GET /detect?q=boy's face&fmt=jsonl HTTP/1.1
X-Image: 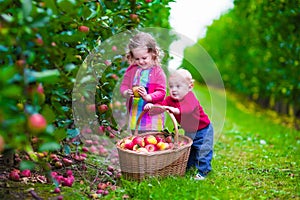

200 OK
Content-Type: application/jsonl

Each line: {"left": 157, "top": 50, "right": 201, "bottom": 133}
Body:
{"left": 131, "top": 48, "right": 153, "bottom": 69}
{"left": 168, "top": 75, "right": 192, "bottom": 101}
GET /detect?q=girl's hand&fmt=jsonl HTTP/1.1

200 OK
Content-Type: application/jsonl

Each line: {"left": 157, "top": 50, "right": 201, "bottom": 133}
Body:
{"left": 138, "top": 87, "right": 152, "bottom": 102}
{"left": 144, "top": 103, "right": 153, "bottom": 110}
{"left": 123, "top": 89, "right": 133, "bottom": 98}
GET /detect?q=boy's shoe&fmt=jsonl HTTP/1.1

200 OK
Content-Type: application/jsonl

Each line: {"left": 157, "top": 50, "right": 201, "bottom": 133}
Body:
{"left": 193, "top": 173, "right": 205, "bottom": 181}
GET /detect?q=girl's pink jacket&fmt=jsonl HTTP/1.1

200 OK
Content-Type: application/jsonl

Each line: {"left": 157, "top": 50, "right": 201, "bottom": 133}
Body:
{"left": 120, "top": 64, "right": 166, "bottom": 105}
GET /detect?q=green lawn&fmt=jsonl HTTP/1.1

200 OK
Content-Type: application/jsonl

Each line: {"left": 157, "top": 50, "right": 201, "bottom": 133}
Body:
{"left": 7, "top": 83, "right": 298, "bottom": 200}
{"left": 102, "top": 82, "right": 300, "bottom": 200}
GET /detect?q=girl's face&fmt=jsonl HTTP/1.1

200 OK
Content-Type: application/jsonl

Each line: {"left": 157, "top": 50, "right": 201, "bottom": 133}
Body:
{"left": 168, "top": 75, "right": 192, "bottom": 101}
{"left": 131, "top": 48, "right": 153, "bottom": 69}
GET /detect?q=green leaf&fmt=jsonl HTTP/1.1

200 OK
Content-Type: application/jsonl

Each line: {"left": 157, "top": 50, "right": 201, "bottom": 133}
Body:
{"left": 0, "top": 66, "right": 17, "bottom": 83}
{"left": 67, "top": 128, "right": 80, "bottom": 139}
{"left": 53, "top": 128, "right": 67, "bottom": 141}
{"left": 42, "top": 105, "right": 56, "bottom": 124}
{"left": 22, "top": 0, "right": 32, "bottom": 18}
{"left": 26, "top": 69, "right": 60, "bottom": 84}
{"left": 64, "top": 63, "right": 76, "bottom": 72}
{"left": 1, "top": 85, "right": 22, "bottom": 98}
{"left": 30, "top": 16, "right": 51, "bottom": 28}
{"left": 44, "top": 0, "right": 58, "bottom": 15}
{"left": 1, "top": 13, "right": 14, "bottom": 22}
{"left": 20, "top": 160, "right": 35, "bottom": 171}
{"left": 39, "top": 142, "right": 61, "bottom": 152}
{"left": 63, "top": 144, "right": 71, "bottom": 155}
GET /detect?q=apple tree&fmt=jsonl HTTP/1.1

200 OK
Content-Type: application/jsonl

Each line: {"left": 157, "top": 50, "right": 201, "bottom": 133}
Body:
{"left": 0, "top": 0, "right": 174, "bottom": 172}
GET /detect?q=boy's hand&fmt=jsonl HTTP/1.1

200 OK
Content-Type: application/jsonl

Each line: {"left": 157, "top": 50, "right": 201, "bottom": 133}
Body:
{"left": 164, "top": 106, "right": 180, "bottom": 115}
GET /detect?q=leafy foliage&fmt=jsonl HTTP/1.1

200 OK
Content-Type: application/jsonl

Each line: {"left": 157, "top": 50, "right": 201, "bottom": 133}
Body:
{"left": 184, "top": 0, "right": 300, "bottom": 121}
{"left": 0, "top": 0, "right": 173, "bottom": 171}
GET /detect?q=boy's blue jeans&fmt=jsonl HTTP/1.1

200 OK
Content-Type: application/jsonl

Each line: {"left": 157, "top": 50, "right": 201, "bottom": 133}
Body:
{"left": 185, "top": 123, "right": 214, "bottom": 177}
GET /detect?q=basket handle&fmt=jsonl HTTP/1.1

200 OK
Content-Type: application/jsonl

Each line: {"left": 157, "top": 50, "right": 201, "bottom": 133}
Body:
{"left": 134, "top": 105, "right": 179, "bottom": 147}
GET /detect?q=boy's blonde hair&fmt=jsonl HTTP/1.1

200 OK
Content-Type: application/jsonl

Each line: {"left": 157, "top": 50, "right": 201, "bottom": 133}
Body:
{"left": 126, "top": 32, "right": 163, "bottom": 66}
{"left": 170, "top": 68, "right": 194, "bottom": 86}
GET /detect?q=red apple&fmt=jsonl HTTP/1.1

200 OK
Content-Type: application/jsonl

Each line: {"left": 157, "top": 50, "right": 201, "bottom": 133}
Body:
{"left": 28, "top": 113, "right": 47, "bottom": 134}
{"left": 114, "top": 101, "right": 122, "bottom": 108}
{"left": 109, "top": 132, "right": 115, "bottom": 138}
{"left": 62, "top": 158, "right": 73, "bottom": 166}
{"left": 66, "top": 170, "right": 73, "bottom": 177}
{"left": 144, "top": 135, "right": 157, "bottom": 145}
{"left": 98, "top": 126, "right": 105, "bottom": 134}
{"left": 132, "top": 136, "right": 145, "bottom": 147}
{"left": 62, "top": 177, "right": 73, "bottom": 187}
{"left": 35, "top": 37, "right": 44, "bottom": 46}
{"left": 130, "top": 14, "right": 139, "bottom": 22}
{"left": 78, "top": 25, "right": 89, "bottom": 33}
{"left": 124, "top": 140, "right": 134, "bottom": 150}
{"left": 36, "top": 83, "right": 44, "bottom": 94}
{"left": 54, "top": 175, "right": 64, "bottom": 184}
{"left": 179, "top": 141, "right": 188, "bottom": 146}
{"left": 9, "top": 170, "right": 20, "bottom": 181}
{"left": 20, "top": 169, "right": 31, "bottom": 177}
{"left": 97, "top": 189, "right": 104, "bottom": 194}
{"left": 99, "top": 148, "right": 108, "bottom": 157}
{"left": 82, "top": 147, "right": 88, "bottom": 152}
{"left": 165, "top": 135, "right": 173, "bottom": 143}
{"left": 156, "top": 142, "right": 169, "bottom": 150}
{"left": 86, "top": 104, "right": 96, "bottom": 112}
{"left": 120, "top": 138, "right": 134, "bottom": 150}
{"left": 98, "top": 104, "right": 108, "bottom": 113}
{"left": 16, "top": 59, "right": 26, "bottom": 68}
{"left": 112, "top": 45, "right": 117, "bottom": 51}
{"left": 107, "top": 165, "right": 114, "bottom": 172}
{"left": 155, "top": 135, "right": 165, "bottom": 143}
{"left": 104, "top": 60, "right": 111, "bottom": 66}
{"left": 145, "top": 144, "right": 157, "bottom": 152}
{"left": 111, "top": 74, "right": 118, "bottom": 80}
{"left": 97, "top": 182, "right": 107, "bottom": 190}
{"left": 53, "top": 187, "right": 61, "bottom": 193}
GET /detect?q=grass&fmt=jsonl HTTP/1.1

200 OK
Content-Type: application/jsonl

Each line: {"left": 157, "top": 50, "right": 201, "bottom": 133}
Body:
{"left": 101, "top": 82, "right": 299, "bottom": 200}
{"left": 3, "top": 83, "right": 298, "bottom": 199}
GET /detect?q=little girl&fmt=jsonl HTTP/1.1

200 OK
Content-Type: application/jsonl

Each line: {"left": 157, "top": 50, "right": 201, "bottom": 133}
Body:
{"left": 120, "top": 32, "right": 166, "bottom": 133}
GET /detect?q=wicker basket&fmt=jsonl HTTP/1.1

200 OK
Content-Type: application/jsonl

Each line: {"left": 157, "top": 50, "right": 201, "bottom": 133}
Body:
{"left": 116, "top": 106, "right": 193, "bottom": 181}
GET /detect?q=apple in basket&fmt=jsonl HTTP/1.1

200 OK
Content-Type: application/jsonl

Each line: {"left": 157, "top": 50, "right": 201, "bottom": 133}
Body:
{"left": 165, "top": 135, "right": 173, "bottom": 143}
{"left": 145, "top": 144, "right": 158, "bottom": 152}
{"left": 144, "top": 135, "right": 157, "bottom": 145}
{"left": 132, "top": 136, "right": 145, "bottom": 147}
{"left": 124, "top": 141, "right": 134, "bottom": 150}
{"left": 136, "top": 147, "right": 148, "bottom": 153}
{"left": 155, "top": 135, "right": 165, "bottom": 143}
{"left": 132, "top": 144, "right": 140, "bottom": 151}
{"left": 119, "top": 138, "right": 134, "bottom": 150}
{"left": 178, "top": 141, "right": 189, "bottom": 147}
{"left": 156, "top": 141, "right": 169, "bottom": 150}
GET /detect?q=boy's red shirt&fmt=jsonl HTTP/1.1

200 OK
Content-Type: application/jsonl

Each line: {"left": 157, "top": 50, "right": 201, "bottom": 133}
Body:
{"left": 160, "top": 91, "right": 210, "bottom": 132}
